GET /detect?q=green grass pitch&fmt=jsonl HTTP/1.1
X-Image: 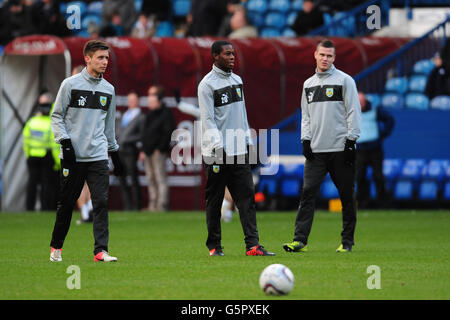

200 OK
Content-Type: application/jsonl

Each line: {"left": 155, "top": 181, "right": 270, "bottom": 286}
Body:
{"left": 0, "top": 210, "right": 449, "bottom": 300}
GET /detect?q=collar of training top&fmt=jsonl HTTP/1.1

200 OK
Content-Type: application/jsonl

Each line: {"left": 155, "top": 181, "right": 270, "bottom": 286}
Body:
{"left": 212, "top": 64, "right": 232, "bottom": 77}
{"left": 81, "top": 67, "right": 103, "bottom": 83}
{"left": 315, "top": 64, "right": 336, "bottom": 78}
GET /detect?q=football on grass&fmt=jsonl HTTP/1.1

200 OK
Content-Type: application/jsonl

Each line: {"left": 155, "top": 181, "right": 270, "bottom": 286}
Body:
{"left": 259, "top": 264, "right": 294, "bottom": 295}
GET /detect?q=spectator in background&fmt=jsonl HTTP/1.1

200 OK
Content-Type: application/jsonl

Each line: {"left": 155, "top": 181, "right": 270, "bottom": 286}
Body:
{"left": 425, "top": 41, "right": 450, "bottom": 100}
{"left": 217, "top": 0, "right": 242, "bottom": 37}
{"left": 0, "top": 0, "right": 37, "bottom": 45}
{"left": 186, "top": 0, "right": 228, "bottom": 37}
{"left": 87, "top": 22, "right": 101, "bottom": 39}
{"left": 117, "top": 91, "right": 142, "bottom": 211}
{"left": 22, "top": 92, "right": 58, "bottom": 211}
{"left": 141, "top": 0, "right": 172, "bottom": 22}
{"left": 31, "top": 0, "right": 70, "bottom": 38}
{"left": 292, "top": 0, "right": 324, "bottom": 36}
{"left": 140, "top": 85, "right": 175, "bottom": 212}
{"left": 100, "top": 10, "right": 124, "bottom": 37}
{"left": 355, "top": 91, "right": 394, "bottom": 209}
{"left": 228, "top": 6, "right": 258, "bottom": 39}
{"left": 102, "top": 0, "right": 137, "bottom": 35}
{"left": 131, "top": 13, "right": 156, "bottom": 38}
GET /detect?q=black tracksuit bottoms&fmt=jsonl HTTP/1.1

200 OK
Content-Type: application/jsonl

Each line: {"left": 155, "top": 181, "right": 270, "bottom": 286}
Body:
{"left": 50, "top": 160, "right": 110, "bottom": 255}
{"left": 293, "top": 152, "right": 357, "bottom": 247}
{"left": 204, "top": 157, "right": 259, "bottom": 251}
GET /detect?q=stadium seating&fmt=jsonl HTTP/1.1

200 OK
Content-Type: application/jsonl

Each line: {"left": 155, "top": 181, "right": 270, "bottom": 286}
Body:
{"left": 260, "top": 28, "right": 281, "bottom": 37}
{"left": 444, "top": 182, "right": 450, "bottom": 201}
{"left": 320, "top": 175, "right": 339, "bottom": 199}
{"left": 383, "top": 158, "right": 403, "bottom": 191}
{"left": 412, "top": 59, "right": 435, "bottom": 76}
{"left": 286, "top": 11, "right": 298, "bottom": 26}
{"left": 394, "top": 180, "right": 414, "bottom": 200}
{"left": 173, "top": 0, "right": 190, "bottom": 17}
{"left": 418, "top": 180, "right": 439, "bottom": 200}
{"left": 365, "top": 93, "right": 381, "bottom": 108}
{"left": 291, "top": 0, "right": 303, "bottom": 11}
{"left": 247, "top": 11, "right": 266, "bottom": 28}
{"left": 264, "top": 12, "right": 287, "bottom": 30}
{"left": 385, "top": 77, "right": 408, "bottom": 94}
{"left": 269, "top": 0, "right": 291, "bottom": 13}
{"left": 156, "top": 21, "right": 175, "bottom": 37}
{"left": 408, "top": 75, "right": 428, "bottom": 93}
{"left": 381, "top": 92, "right": 404, "bottom": 109}
{"left": 87, "top": 1, "right": 103, "bottom": 15}
{"left": 81, "top": 14, "right": 102, "bottom": 30}
{"left": 405, "top": 93, "right": 429, "bottom": 110}
{"left": 430, "top": 95, "right": 450, "bottom": 110}
{"left": 258, "top": 162, "right": 284, "bottom": 196}
{"left": 247, "top": 0, "right": 269, "bottom": 14}
{"left": 281, "top": 28, "right": 296, "bottom": 37}
{"left": 279, "top": 163, "right": 304, "bottom": 198}
{"left": 134, "top": 0, "right": 143, "bottom": 12}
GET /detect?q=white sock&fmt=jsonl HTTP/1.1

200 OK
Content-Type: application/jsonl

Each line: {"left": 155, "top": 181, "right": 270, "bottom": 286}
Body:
{"left": 81, "top": 204, "right": 89, "bottom": 220}
{"left": 222, "top": 199, "right": 231, "bottom": 212}
{"left": 87, "top": 199, "right": 93, "bottom": 211}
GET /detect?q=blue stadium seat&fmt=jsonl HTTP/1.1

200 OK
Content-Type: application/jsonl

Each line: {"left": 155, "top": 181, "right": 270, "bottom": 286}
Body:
{"left": 260, "top": 27, "right": 281, "bottom": 37}
{"left": 399, "top": 159, "right": 427, "bottom": 182}
{"left": 444, "top": 181, "right": 450, "bottom": 201}
{"left": 87, "top": 1, "right": 103, "bottom": 14}
{"left": 264, "top": 11, "right": 286, "bottom": 30}
{"left": 383, "top": 158, "right": 403, "bottom": 191}
{"left": 173, "top": 0, "right": 190, "bottom": 17}
{"left": 75, "top": 29, "right": 91, "bottom": 38}
{"left": 281, "top": 179, "right": 301, "bottom": 197}
{"left": 320, "top": 175, "right": 339, "bottom": 199}
{"left": 381, "top": 92, "right": 404, "bottom": 109}
{"left": 291, "top": 0, "right": 303, "bottom": 11}
{"left": 134, "top": 0, "right": 143, "bottom": 12}
{"left": 269, "top": 0, "right": 291, "bottom": 13}
{"left": 287, "top": 11, "right": 298, "bottom": 26}
{"left": 281, "top": 28, "right": 296, "bottom": 37}
{"left": 422, "top": 159, "right": 446, "bottom": 182}
{"left": 405, "top": 93, "right": 429, "bottom": 110}
{"left": 365, "top": 93, "right": 381, "bottom": 108}
{"left": 394, "top": 180, "right": 414, "bottom": 200}
{"left": 408, "top": 75, "right": 427, "bottom": 93}
{"left": 81, "top": 14, "right": 102, "bottom": 29}
{"left": 385, "top": 77, "right": 408, "bottom": 94}
{"left": 430, "top": 95, "right": 450, "bottom": 110}
{"left": 418, "top": 180, "right": 438, "bottom": 200}
{"left": 156, "top": 21, "right": 174, "bottom": 37}
{"left": 258, "top": 163, "right": 284, "bottom": 195}
{"left": 0, "top": 45, "right": 3, "bottom": 56}
{"left": 247, "top": 0, "right": 269, "bottom": 14}
{"left": 413, "top": 59, "right": 435, "bottom": 76}
{"left": 247, "top": 11, "right": 265, "bottom": 28}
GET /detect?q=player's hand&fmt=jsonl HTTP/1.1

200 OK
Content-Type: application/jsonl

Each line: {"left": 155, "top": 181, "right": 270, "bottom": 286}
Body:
{"left": 110, "top": 151, "right": 124, "bottom": 176}
{"left": 344, "top": 139, "right": 356, "bottom": 165}
{"left": 302, "top": 140, "right": 314, "bottom": 161}
{"left": 61, "top": 139, "right": 76, "bottom": 164}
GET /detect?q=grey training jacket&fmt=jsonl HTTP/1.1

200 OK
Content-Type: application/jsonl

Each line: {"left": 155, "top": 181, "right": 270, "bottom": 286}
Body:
{"left": 301, "top": 65, "right": 361, "bottom": 153}
{"left": 51, "top": 67, "right": 119, "bottom": 162}
{"left": 198, "top": 64, "right": 252, "bottom": 157}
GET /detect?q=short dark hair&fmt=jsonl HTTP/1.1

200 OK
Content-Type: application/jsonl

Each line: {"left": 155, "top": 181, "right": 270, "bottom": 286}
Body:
{"left": 83, "top": 40, "right": 109, "bottom": 57}
{"left": 148, "top": 85, "right": 165, "bottom": 101}
{"left": 211, "top": 40, "right": 232, "bottom": 57}
{"left": 317, "top": 39, "right": 335, "bottom": 50}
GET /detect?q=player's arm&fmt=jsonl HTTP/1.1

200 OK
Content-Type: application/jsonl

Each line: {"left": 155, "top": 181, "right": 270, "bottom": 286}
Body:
{"left": 343, "top": 77, "right": 361, "bottom": 141}
{"left": 105, "top": 90, "right": 119, "bottom": 152}
{"left": 51, "top": 79, "right": 71, "bottom": 143}
{"left": 198, "top": 81, "right": 223, "bottom": 153}
{"left": 300, "top": 85, "right": 311, "bottom": 142}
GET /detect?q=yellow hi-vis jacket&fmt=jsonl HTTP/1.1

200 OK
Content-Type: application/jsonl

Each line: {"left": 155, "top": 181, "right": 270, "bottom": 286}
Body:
{"left": 22, "top": 114, "right": 61, "bottom": 170}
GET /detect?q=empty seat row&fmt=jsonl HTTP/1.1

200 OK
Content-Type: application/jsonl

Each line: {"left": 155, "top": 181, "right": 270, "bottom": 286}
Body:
{"left": 368, "top": 92, "right": 450, "bottom": 110}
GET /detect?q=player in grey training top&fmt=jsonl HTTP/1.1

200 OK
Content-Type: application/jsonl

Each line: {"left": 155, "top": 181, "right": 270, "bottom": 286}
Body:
{"left": 283, "top": 39, "right": 361, "bottom": 254}
{"left": 49, "top": 40, "right": 124, "bottom": 263}
{"left": 198, "top": 40, "right": 275, "bottom": 257}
